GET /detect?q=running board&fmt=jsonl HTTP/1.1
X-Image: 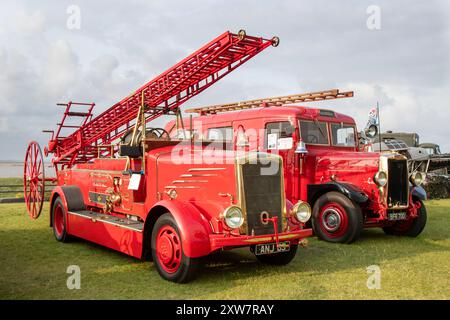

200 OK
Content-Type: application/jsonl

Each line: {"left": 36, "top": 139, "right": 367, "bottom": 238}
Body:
{"left": 68, "top": 210, "right": 144, "bottom": 232}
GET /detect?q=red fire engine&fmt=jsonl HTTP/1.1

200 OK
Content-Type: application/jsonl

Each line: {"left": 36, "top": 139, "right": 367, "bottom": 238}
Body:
{"left": 23, "top": 31, "right": 313, "bottom": 283}
{"left": 171, "top": 89, "right": 428, "bottom": 244}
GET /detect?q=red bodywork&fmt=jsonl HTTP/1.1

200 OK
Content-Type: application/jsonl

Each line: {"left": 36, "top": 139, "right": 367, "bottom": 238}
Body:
{"left": 168, "top": 105, "right": 423, "bottom": 228}
{"left": 50, "top": 147, "right": 311, "bottom": 259}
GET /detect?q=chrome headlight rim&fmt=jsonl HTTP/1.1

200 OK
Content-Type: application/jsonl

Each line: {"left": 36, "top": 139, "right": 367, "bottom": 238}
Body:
{"left": 410, "top": 171, "right": 425, "bottom": 186}
{"left": 374, "top": 171, "right": 388, "bottom": 187}
{"left": 292, "top": 201, "right": 311, "bottom": 223}
{"left": 222, "top": 205, "right": 244, "bottom": 229}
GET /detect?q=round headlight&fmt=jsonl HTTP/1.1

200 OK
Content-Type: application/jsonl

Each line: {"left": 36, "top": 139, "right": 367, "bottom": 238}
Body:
{"left": 410, "top": 172, "right": 425, "bottom": 186}
{"left": 374, "top": 171, "right": 388, "bottom": 187}
{"left": 223, "top": 206, "right": 244, "bottom": 229}
{"left": 292, "top": 201, "right": 311, "bottom": 223}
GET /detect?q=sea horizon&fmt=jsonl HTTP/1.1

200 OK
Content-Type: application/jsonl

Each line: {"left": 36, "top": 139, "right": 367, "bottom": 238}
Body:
{"left": 0, "top": 161, "right": 55, "bottom": 178}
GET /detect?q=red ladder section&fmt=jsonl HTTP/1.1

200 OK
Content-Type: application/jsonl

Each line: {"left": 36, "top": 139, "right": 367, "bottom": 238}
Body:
{"left": 46, "top": 30, "right": 278, "bottom": 167}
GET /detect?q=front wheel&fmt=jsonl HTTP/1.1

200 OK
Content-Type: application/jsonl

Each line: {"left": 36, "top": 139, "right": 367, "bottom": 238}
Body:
{"left": 312, "top": 192, "right": 363, "bottom": 243}
{"left": 383, "top": 200, "right": 427, "bottom": 237}
{"left": 254, "top": 244, "right": 298, "bottom": 265}
{"left": 151, "top": 213, "right": 201, "bottom": 283}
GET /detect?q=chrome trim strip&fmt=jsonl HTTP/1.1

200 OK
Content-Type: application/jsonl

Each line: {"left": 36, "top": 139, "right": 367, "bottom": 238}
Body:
{"left": 188, "top": 168, "right": 226, "bottom": 171}
{"left": 172, "top": 180, "right": 208, "bottom": 183}
{"left": 69, "top": 169, "right": 124, "bottom": 174}
{"left": 243, "top": 233, "right": 299, "bottom": 243}
{"left": 164, "top": 185, "right": 200, "bottom": 189}
{"left": 68, "top": 211, "right": 143, "bottom": 232}
{"left": 180, "top": 173, "right": 218, "bottom": 177}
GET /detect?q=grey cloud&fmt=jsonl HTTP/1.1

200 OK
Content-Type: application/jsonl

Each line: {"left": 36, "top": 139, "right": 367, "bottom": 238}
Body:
{"left": 0, "top": 0, "right": 449, "bottom": 160}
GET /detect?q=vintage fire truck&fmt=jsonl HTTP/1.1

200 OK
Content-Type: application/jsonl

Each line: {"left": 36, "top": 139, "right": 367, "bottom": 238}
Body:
{"left": 173, "top": 89, "right": 428, "bottom": 244}
{"left": 23, "top": 31, "right": 313, "bottom": 283}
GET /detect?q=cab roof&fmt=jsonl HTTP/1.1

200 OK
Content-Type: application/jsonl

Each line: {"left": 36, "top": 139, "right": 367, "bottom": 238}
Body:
{"left": 187, "top": 105, "right": 356, "bottom": 124}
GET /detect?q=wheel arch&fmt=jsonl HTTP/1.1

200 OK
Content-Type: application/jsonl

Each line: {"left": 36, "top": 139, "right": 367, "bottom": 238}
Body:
{"left": 142, "top": 200, "right": 212, "bottom": 260}
{"left": 411, "top": 185, "right": 427, "bottom": 201}
{"left": 307, "top": 182, "right": 369, "bottom": 209}
{"left": 49, "top": 186, "right": 85, "bottom": 227}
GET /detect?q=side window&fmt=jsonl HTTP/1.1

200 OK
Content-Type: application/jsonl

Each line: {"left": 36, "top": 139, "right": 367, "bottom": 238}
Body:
{"left": 265, "top": 121, "right": 294, "bottom": 150}
{"left": 299, "top": 121, "right": 329, "bottom": 145}
{"left": 207, "top": 127, "right": 233, "bottom": 142}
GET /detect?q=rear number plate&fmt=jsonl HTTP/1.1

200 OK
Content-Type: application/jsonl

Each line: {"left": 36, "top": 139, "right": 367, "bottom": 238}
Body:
{"left": 255, "top": 241, "right": 290, "bottom": 255}
{"left": 388, "top": 212, "right": 407, "bottom": 221}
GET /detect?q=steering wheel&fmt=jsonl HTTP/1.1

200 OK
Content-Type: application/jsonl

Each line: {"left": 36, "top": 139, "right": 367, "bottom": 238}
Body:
{"left": 121, "top": 127, "right": 171, "bottom": 144}
{"left": 307, "top": 135, "right": 318, "bottom": 144}
{"left": 146, "top": 128, "right": 170, "bottom": 140}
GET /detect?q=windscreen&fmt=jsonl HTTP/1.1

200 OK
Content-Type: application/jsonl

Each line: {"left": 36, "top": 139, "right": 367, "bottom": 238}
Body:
{"left": 330, "top": 123, "right": 356, "bottom": 147}
{"left": 299, "top": 120, "right": 329, "bottom": 145}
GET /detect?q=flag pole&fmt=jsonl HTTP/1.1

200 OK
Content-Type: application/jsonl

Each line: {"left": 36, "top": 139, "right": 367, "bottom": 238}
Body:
{"left": 377, "top": 102, "right": 382, "bottom": 151}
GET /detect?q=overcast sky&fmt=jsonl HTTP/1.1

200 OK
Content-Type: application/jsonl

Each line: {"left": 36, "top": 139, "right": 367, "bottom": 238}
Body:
{"left": 0, "top": 0, "right": 449, "bottom": 160}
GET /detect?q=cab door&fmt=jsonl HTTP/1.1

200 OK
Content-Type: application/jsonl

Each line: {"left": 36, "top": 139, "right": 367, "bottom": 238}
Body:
{"left": 261, "top": 120, "right": 298, "bottom": 203}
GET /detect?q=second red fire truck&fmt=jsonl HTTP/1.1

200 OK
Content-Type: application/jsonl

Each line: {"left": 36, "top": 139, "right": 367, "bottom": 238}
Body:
{"left": 171, "top": 89, "right": 428, "bottom": 244}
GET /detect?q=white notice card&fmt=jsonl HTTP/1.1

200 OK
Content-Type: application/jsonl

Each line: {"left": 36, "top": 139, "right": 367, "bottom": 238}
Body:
{"left": 277, "top": 137, "right": 293, "bottom": 150}
{"left": 267, "top": 133, "right": 278, "bottom": 150}
{"left": 128, "top": 174, "right": 141, "bottom": 190}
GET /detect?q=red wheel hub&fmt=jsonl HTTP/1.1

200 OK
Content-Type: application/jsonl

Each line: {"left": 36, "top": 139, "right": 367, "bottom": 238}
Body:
{"left": 54, "top": 203, "right": 64, "bottom": 237}
{"left": 156, "top": 225, "right": 182, "bottom": 274}
{"left": 319, "top": 202, "right": 349, "bottom": 238}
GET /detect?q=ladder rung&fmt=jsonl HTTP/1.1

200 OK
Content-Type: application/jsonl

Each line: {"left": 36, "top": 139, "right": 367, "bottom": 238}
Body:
{"left": 67, "top": 112, "right": 90, "bottom": 117}
{"left": 57, "top": 124, "right": 81, "bottom": 128}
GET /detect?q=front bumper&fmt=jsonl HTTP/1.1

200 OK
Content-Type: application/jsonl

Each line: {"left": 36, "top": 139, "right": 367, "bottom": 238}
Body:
{"left": 209, "top": 228, "right": 313, "bottom": 252}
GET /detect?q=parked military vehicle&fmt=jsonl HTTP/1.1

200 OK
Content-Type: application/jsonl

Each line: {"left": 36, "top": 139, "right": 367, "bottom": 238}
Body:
{"left": 371, "top": 138, "right": 430, "bottom": 175}
{"left": 418, "top": 143, "right": 450, "bottom": 173}
{"left": 380, "top": 131, "right": 450, "bottom": 174}
{"left": 377, "top": 131, "right": 450, "bottom": 199}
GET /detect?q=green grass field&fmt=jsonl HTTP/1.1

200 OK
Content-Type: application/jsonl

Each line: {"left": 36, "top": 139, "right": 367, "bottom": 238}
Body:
{"left": 0, "top": 200, "right": 449, "bottom": 300}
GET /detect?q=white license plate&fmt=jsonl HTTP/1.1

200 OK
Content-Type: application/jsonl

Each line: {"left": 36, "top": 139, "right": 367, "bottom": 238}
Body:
{"left": 388, "top": 212, "right": 407, "bottom": 221}
{"left": 255, "top": 241, "right": 290, "bottom": 255}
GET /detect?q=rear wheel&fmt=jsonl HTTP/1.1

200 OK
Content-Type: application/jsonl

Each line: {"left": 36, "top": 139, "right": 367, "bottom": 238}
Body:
{"left": 312, "top": 192, "right": 363, "bottom": 243}
{"left": 52, "top": 197, "right": 71, "bottom": 242}
{"left": 254, "top": 244, "right": 298, "bottom": 265}
{"left": 383, "top": 200, "right": 427, "bottom": 237}
{"left": 151, "top": 213, "right": 200, "bottom": 283}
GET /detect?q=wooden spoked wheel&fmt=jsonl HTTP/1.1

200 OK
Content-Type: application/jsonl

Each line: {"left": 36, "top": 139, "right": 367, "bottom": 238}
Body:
{"left": 23, "top": 141, "right": 45, "bottom": 219}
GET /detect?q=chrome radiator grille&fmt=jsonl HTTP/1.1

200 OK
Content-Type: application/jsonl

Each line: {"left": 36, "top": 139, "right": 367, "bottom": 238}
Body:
{"left": 387, "top": 158, "right": 409, "bottom": 207}
{"left": 238, "top": 154, "right": 284, "bottom": 235}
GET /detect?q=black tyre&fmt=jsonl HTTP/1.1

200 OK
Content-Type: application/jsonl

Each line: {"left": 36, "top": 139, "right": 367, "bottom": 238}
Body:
{"left": 312, "top": 192, "right": 363, "bottom": 243}
{"left": 51, "top": 197, "right": 71, "bottom": 242}
{"left": 151, "top": 213, "right": 201, "bottom": 283}
{"left": 383, "top": 200, "right": 427, "bottom": 237}
{"left": 254, "top": 244, "right": 298, "bottom": 265}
